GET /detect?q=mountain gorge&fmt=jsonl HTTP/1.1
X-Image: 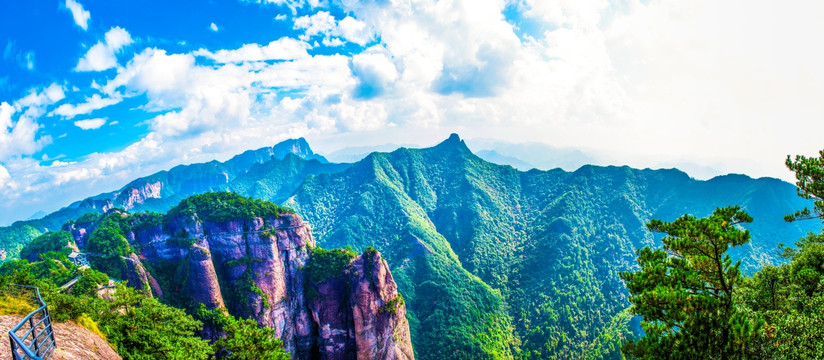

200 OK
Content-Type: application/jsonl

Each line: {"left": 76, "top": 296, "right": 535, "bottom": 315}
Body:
{"left": 0, "top": 134, "right": 818, "bottom": 359}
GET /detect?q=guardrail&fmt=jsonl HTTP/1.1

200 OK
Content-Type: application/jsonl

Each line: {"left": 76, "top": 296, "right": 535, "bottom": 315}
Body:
{"left": 5, "top": 284, "right": 56, "bottom": 360}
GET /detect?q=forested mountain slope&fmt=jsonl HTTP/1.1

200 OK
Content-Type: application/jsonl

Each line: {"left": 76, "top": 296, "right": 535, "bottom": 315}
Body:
{"left": 0, "top": 134, "right": 816, "bottom": 359}
{"left": 286, "top": 134, "right": 817, "bottom": 359}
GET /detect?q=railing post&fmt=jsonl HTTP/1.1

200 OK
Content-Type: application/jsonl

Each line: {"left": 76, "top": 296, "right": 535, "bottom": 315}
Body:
{"left": 29, "top": 315, "right": 40, "bottom": 355}
{"left": 10, "top": 335, "right": 17, "bottom": 360}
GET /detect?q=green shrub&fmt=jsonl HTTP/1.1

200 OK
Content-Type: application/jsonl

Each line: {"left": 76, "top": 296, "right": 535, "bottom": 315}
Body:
{"left": 166, "top": 192, "right": 293, "bottom": 223}
{"left": 76, "top": 212, "right": 102, "bottom": 224}
{"left": 20, "top": 230, "right": 75, "bottom": 261}
{"left": 196, "top": 305, "right": 289, "bottom": 360}
{"left": 304, "top": 246, "right": 357, "bottom": 285}
{"left": 379, "top": 293, "right": 405, "bottom": 314}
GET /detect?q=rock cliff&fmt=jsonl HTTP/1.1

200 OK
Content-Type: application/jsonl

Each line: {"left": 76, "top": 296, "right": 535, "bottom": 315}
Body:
{"left": 68, "top": 210, "right": 413, "bottom": 360}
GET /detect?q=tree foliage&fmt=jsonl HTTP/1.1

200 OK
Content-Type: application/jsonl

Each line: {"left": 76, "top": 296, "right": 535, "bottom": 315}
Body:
{"left": 166, "top": 191, "right": 293, "bottom": 223}
{"left": 621, "top": 207, "right": 763, "bottom": 359}
{"left": 196, "top": 305, "right": 290, "bottom": 360}
{"left": 20, "top": 230, "right": 75, "bottom": 262}
{"left": 785, "top": 150, "right": 824, "bottom": 222}
{"left": 738, "top": 233, "right": 824, "bottom": 359}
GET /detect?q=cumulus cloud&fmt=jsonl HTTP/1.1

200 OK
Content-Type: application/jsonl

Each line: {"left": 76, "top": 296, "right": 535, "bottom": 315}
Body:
{"left": 73, "top": 118, "right": 107, "bottom": 130}
{"left": 194, "top": 38, "right": 309, "bottom": 63}
{"left": 76, "top": 27, "right": 133, "bottom": 72}
{"left": 105, "top": 48, "right": 194, "bottom": 103}
{"left": 351, "top": 48, "right": 398, "bottom": 98}
{"left": 0, "top": 164, "right": 10, "bottom": 188}
{"left": 0, "top": 102, "right": 48, "bottom": 161}
{"left": 51, "top": 93, "right": 121, "bottom": 119}
{"left": 294, "top": 12, "right": 372, "bottom": 46}
{"left": 337, "top": 16, "right": 371, "bottom": 45}
{"left": 64, "top": 0, "right": 90, "bottom": 31}
{"left": 6, "top": 0, "right": 824, "bottom": 225}
{"left": 210, "top": 22, "right": 219, "bottom": 32}
{"left": 294, "top": 11, "right": 336, "bottom": 40}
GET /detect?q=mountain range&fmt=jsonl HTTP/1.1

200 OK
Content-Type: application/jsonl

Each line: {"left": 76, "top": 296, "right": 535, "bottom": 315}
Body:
{"left": 0, "top": 134, "right": 818, "bottom": 359}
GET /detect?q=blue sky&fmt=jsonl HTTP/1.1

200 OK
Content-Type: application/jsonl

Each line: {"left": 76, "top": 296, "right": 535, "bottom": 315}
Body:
{"left": 1, "top": 0, "right": 824, "bottom": 225}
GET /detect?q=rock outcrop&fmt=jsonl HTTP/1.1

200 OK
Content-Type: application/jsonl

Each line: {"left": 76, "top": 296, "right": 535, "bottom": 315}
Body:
{"left": 68, "top": 210, "right": 414, "bottom": 360}
{"left": 114, "top": 181, "right": 163, "bottom": 210}
{"left": 0, "top": 316, "right": 121, "bottom": 360}
{"left": 310, "top": 250, "right": 414, "bottom": 360}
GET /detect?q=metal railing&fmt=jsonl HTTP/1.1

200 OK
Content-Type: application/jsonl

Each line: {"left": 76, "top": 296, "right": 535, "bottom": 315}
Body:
{"left": 5, "top": 285, "right": 56, "bottom": 360}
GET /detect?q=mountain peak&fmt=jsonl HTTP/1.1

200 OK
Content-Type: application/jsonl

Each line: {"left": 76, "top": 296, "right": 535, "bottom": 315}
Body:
{"left": 270, "top": 138, "right": 328, "bottom": 163}
{"left": 434, "top": 133, "right": 470, "bottom": 153}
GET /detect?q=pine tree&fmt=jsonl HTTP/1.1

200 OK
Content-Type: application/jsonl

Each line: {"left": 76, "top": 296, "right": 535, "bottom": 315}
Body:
{"left": 621, "top": 206, "right": 763, "bottom": 359}
{"left": 785, "top": 150, "right": 824, "bottom": 222}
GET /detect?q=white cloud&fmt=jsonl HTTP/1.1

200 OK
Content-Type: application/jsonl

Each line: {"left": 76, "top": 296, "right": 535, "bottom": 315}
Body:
{"left": 105, "top": 48, "right": 194, "bottom": 103}
{"left": 51, "top": 93, "right": 121, "bottom": 119}
{"left": 0, "top": 164, "right": 10, "bottom": 188}
{"left": 6, "top": 0, "right": 824, "bottom": 225}
{"left": 194, "top": 38, "right": 309, "bottom": 63}
{"left": 294, "top": 11, "right": 336, "bottom": 41}
{"left": 351, "top": 48, "right": 398, "bottom": 98}
{"left": 76, "top": 27, "right": 133, "bottom": 72}
{"left": 16, "top": 83, "right": 66, "bottom": 109}
{"left": 210, "top": 22, "right": 219, "bottom": 32}
{"left": 275, "top": 14, "right": 287, "bottom": 21}
{"left": 65, "top": 0, "right": 90, "bottom": 31}
{"left": 337, "top": 17, "right": 371, "bottom": 45}
{"left": 23, "top": 51, "right": 35, "bottom": 70}
{"left": 73, "top": 118, "right": 107, "bottom": 130}
{"left": 294, "top": 12, "right": 373, "bottom": 46}
{"left": 322, "top": 38, "right": 345, "bottom": 47}
{"left": 0, "top": 102, "right": 49, "bottom": 161}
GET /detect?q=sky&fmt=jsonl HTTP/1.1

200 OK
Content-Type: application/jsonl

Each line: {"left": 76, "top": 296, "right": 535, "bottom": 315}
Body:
{"left": 1, "top": 0, "right": 824, "bottom": 225}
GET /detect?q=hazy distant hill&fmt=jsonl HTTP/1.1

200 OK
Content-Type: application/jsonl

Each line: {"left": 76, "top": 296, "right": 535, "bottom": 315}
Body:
{"left": 466, "top": 138, "right": 602, "bottom": 172}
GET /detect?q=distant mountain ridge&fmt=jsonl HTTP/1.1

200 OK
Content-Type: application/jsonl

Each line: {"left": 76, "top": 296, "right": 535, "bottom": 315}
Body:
{"left": 0, "top": 138, "right": 341, "bottom": 261}
{"left": 0, "top": 134, "right": 818, "bottom": 360}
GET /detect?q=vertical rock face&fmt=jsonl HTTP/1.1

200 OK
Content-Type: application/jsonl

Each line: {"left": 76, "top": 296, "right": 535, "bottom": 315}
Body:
{"left": 309, "top": 251, "right": 415, "bottom": 360}
{"left": 120, "top": 212, "right": 414, "bottom": 360}
{"left": 114, "top": 181, "right": 163, "bottom": 210}
{"left": 349, "top": 253, "right": 414, "bottom": 360}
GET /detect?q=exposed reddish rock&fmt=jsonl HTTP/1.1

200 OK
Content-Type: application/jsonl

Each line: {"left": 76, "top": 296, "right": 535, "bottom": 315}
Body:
{"left": 122, "top": 253, "right": 163, "bottom": 298}
{"left": 349, "top": 252, "right": 414, "bottom": 360}
{"left": 308, "top": 250, "right": 414, "bottom": 360}
{"left": 0, "top": 316, "right": 121, "bottom": 360}
{"left": 71, "top": 212, "right": 414, "bottom": 360}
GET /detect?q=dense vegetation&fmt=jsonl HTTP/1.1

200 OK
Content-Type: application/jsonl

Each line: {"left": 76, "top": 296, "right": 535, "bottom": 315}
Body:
{"left": 0, "top": 195, "right": 296, "bottom": 360}
{"left": 19, "top": 230, "right": 75, "bottom": 261}
{"left": 286, "top": 136, "right": 818, "bottom": 359}
{"left": 167, "top": 192, "right": 294, "bottom": 222}
{"left": 196, "top": 305, "right": 290, "bottom": 360}
{"left": 621, "top": 150, "right": 824, "bottom": 359}
{"left": 1, "top": 135, "right": 821, "bottom": 359}
{"left": 621, "top": 207, "right": 762, "bottom": 358}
